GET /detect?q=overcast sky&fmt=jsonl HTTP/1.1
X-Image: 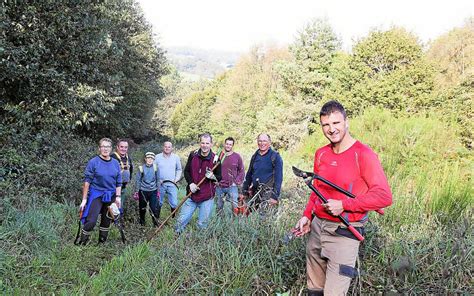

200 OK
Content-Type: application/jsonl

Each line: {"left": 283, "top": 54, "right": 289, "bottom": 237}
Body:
{"left": 138, "top": 0, "right": 473, "bottom": 52}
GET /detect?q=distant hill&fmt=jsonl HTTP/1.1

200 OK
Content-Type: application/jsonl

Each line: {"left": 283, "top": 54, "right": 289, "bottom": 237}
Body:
{"left": 165, "top": 46, "right": 241, "bottom": 79}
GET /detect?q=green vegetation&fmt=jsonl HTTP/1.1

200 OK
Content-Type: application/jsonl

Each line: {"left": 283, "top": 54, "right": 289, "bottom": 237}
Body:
{"left": 1, "top": 2, "right": 472, "bottom": 294}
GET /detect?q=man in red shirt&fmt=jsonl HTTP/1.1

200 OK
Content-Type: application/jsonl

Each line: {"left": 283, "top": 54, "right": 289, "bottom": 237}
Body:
{"left": 294, "top": 101, "right": 392, "bottom": 296}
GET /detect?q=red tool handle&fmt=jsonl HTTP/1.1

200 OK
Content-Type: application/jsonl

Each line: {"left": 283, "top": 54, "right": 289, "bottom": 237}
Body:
{"left": 347, "top": 225, "right": 364, "bottom": 241}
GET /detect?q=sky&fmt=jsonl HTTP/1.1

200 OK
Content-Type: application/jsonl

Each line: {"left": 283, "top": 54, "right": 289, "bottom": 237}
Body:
{"left": 138, "top": 0, "right": 473, "bottom": 52}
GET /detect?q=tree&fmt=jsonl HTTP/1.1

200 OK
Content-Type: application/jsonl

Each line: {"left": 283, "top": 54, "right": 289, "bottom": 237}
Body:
{"left": 326, "top": 27, "right": 436, "bottom": 115}
{"left": 427, "top": 17, "right": 474, "bottom": 88}
{"left": 1, "top": 0, "right": 167, "bottom": 139}
{"left": 276, "top": 19, "right": 341, "bottom": 101}
{"left": 170, "top": 86, "right": 218, "bottom": 142}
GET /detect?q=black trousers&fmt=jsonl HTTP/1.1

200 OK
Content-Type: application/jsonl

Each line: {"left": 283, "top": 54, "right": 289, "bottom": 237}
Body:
{"left": 83, "top": 197, "right": 113, "bottom": 232}
{"left": 139, "top": 190, "right": 160, "bottom": 225}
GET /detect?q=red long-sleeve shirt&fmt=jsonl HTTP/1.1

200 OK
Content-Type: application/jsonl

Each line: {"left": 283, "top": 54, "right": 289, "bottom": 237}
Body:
{"left": 303, "top": 141, "right": 392, "bottom": 223}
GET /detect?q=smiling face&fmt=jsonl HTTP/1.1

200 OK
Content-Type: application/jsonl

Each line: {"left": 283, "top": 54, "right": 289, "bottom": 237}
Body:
{"left": 257, "top": 134, "right": 271, "bottom": 154}
{"left": 117, "top": 141, "right": 129, "bottom": 156}
{"left": 163, "top": 142, "right": 173, "bottom": 155}
{"left": 200, "top": 135, "right": 212, "bottom": 156}
{"left": 224, "top": 139, "right": 234, "bottom": 153}
{"left": 98, "top": 139, "right": 113, "bottom": 158}
{"left": 320, "top": 111, "right": 349, "bottom": 145}
{"left": 145, "top": 156, "right": 154, "bottom": 166}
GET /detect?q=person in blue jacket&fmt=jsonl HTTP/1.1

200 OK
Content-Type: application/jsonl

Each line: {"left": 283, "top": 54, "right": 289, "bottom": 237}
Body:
{"left": 77, "top": 138, "right": 122, "bottom": 245}
{"left": 242, "top": 133, "right": 283, "bottom": 212}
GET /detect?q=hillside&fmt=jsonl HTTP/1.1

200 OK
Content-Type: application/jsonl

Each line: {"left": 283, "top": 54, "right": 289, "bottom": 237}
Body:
{"left": 166, "top": 46, "right": 241, "bottom": 79}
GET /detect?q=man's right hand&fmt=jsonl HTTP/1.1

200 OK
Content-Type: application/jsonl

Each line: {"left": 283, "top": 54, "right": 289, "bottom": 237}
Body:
{"left": 292, "top": 216, "right": 311, "bottom": 237}
{"left": 79, "top": 199, "right": 87, "bottom": 210}
{"left": 189, "top": 183, "right": 200, "bottom": 193}
{"left": 133, "top": 192, "right": 139, "bottom": 201}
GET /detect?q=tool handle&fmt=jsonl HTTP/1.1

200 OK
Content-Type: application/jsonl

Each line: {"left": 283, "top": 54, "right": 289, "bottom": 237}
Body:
{"left": 149, "top": 161, "right": 221, "bottom": 241}
{"left": 347, "top": 225, "right": 364, "bottom": 241}
{"left": 314, "top": 175, "right": 384, "bottom": 215}
{"left": 307, "top": 183, "right": 365, "bottom": 241}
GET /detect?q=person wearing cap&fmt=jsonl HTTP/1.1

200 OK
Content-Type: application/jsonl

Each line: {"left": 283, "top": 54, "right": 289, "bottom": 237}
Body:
{"left": 134, "top": 152, "right": 161, "bottom": 226}
{"left": 77, "top": 138, "right": 122, "bottom": 245}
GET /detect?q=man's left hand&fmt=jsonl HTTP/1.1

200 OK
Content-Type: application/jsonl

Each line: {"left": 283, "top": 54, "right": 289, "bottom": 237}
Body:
{"left": 323, "top": 199, "right": 343, "bottom": 216}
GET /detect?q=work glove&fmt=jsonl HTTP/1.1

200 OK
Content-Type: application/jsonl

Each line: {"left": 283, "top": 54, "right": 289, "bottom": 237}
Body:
{"left": 205, "top": 169, "right": 217, "bottom": 181}
{"left": 189, "top": 183, "right": 200, "bottom": 193}
{"left": 213, "top": 154, "right": 220, "bottom": 164}
{"left": 79, "top": 199, "right": 87, "bottom": 210}
{"left": 115, "top": 197, "right": 121, "bottom": 209}
{"left": 133, "top": 192, "right": 139, "bottom": 201}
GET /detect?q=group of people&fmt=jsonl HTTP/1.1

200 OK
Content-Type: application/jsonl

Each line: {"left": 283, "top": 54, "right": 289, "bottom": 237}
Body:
{"left": 76, "top": 100, "right": 392, "bottom": 295}
{"left": 77, "top": 132, "right": 285, "bottom": 240}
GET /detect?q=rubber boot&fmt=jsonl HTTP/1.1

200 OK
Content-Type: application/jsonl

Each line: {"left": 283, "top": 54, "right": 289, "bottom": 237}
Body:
{"left": 78, "top": 229, "right": 91, "bottom": 246}
{"left": 98, "top": 227, "right": 109, "bottom": 244}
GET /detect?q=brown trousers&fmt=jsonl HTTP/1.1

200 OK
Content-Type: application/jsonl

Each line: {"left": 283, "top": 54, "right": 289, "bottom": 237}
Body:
{"left": 306, "top": 216, "right": 363, "bottom": 296}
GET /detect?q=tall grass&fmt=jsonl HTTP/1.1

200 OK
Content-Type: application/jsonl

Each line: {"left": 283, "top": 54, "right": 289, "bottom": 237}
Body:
{"left": 1, "top": 109, "right": 472, "bottom": 294}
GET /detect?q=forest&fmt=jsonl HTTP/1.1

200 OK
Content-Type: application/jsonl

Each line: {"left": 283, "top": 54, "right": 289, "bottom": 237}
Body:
{"left": 1, "top": 1, "right": 472, "bottom": 294}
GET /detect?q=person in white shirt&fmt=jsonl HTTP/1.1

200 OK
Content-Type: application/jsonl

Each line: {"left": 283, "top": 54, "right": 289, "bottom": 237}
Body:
{"left": 154, "top": 141, "right": 182, "bottom": 217}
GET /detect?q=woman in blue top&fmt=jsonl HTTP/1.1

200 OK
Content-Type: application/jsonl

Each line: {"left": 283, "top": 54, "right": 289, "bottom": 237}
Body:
{"left": 77, "top": 138, "right": 122, "bottom": 245}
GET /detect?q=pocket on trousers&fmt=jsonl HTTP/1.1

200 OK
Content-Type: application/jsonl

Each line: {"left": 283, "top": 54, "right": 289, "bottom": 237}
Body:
{"left": 339, "top": 264, "right": 358, "bottom": 278}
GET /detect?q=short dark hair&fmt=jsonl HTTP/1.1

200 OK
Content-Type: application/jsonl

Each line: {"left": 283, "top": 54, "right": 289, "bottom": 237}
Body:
{"left": 116, "top": 138, "right": 129, "bottom": 145}
{"left": 199, "top": 132, "right": 213, "bottom": 142}
{"left": 224, "top": 137, "right": 235, "bottom": 144}
{"left": 320, "top": 100, "right": 347, "bottom": 119}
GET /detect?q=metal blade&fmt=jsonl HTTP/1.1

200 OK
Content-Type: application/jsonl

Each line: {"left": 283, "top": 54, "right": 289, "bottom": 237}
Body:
{"left": 292, "top": 166, "right": 314, "bottom": 178}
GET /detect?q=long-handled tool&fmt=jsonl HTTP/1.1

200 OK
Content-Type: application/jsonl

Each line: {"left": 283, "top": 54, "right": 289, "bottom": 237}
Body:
{"left": 162, "top": 179, "right": 179, "bottom": 189}
{"left": 73, "top": 209, "right": 83, "bottom": 245}
{"left": 292, "top": 166, "right": 384, "bottom": 215}
{"left": 292, "top": 166, "right": 365, "bottom": 241}
{"left": 107, "top": 205, "right": 126, "bottom": 243}
{"left": 147, "top": 155, "right": 223, "bottom": 241}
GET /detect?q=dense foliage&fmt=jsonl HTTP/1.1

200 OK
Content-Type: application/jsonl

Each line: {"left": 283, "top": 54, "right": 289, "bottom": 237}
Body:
{"left": 1, "top": 0, "right": 167, "bottom": 138}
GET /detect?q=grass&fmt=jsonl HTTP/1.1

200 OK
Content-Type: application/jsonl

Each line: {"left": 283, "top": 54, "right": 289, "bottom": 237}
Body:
{"left": 0, "top": 109, "right": 472, "bottom": 294}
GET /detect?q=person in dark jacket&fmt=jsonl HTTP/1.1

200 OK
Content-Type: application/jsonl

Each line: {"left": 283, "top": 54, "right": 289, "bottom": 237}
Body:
{"left": 175, "top": 133, "right": 222, "bottom": 233}
{"left": 111, "top": 139, "right": 133, "bottom": 215}
{"left": 242, "top": 133, "right": 283, "bottom": 212}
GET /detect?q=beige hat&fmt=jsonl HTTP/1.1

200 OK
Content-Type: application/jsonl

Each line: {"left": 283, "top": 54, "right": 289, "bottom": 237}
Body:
{"left": 145, "top": 152, "right": 155, "bottom": 159}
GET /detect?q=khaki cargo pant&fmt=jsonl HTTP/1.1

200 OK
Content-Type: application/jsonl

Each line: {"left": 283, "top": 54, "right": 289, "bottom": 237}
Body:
{"left": 306, "top": 216, "right": 363, "bottom": 296}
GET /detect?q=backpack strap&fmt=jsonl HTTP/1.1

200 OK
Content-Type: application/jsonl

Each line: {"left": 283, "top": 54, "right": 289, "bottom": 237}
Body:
{"left": 139, "top": 164, "right": 158, "bottom": 182}
{"left": 114, "top": 152, "right": 129, "bottom": 171}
